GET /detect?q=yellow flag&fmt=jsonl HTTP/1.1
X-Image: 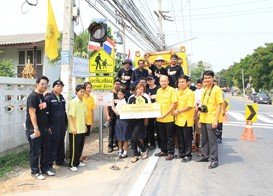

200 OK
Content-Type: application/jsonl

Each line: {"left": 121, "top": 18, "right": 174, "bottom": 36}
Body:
{"left": 45, "top": 0, "right": 60, "bottom": 60}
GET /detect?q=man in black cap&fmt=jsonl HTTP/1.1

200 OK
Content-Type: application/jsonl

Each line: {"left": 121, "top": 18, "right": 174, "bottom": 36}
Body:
{"left": 117, "top": 59, "right": 134, "bottom": 99}
{"left": 45, "top": 80, "right": 68, "bottom": 169}
{"left": 145, "top": 75, "right": 160, "bottom": 149}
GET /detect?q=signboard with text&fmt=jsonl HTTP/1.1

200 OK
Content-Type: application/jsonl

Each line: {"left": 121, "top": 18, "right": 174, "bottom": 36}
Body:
{"left": 119, "top": 103, "right": 161, "bottom": 119}
{"left": 92, "top": 91, "right": 113, "bottom": 106}
{"left": 89, "top": 76, "right": 114, "bottom": 90}
{"left": 72, "top": 57, "right": 89, "bottom": 78}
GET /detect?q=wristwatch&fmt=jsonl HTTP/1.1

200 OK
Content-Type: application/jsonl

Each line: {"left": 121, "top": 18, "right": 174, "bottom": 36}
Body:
{"left": 34, "top": 126, "right": 39, "bottom": 131}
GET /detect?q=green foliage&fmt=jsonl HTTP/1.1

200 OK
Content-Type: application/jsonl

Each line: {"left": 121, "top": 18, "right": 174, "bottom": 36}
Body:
{"left": 219, "top": 43, "right": 273, "bottom": 91}
{"left": 0, "top": 52, "right": 15, "bottom": 77}
{"left": 190, "top": 61, "right": 206, "bottom": 82}
{"left": 74, "top": 30, "right": 89, "bottom": 58}
{"left": 0, "top": 149, "right": 29, "bottom": 179}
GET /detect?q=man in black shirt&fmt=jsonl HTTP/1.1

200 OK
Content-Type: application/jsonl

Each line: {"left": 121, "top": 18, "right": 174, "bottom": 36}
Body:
{"left": 25, "top": 76, "right": 53, "bottom": 180}
{"left": 145, "top": 55, "right": 168, "bottom": 86}
{"left": 145, "top": 75, "right": 160, "bottom": 149}
{"left": 166, "top": 54, "right": 184, "bottom": 88}
{"left": 117, "top": 59, "right": 134, "bottom": 99}
{"left": 105, "top": 79, "right": 121, "bottom": 153}
{"left": 132, "top": 59, "right": 149, "bottom": 85}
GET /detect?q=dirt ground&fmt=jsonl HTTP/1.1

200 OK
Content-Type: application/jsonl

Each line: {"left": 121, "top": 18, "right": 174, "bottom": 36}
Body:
{"left": 0, "top": 130, "right": 136, "bottom": 195}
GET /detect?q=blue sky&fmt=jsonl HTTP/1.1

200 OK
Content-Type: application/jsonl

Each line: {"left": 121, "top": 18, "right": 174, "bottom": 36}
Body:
{"left": 0, "top": 0, "right": 273, "bottom": 72}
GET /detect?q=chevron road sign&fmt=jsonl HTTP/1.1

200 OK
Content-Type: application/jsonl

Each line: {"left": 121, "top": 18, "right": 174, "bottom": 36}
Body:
{"left": 245, "top": 104, "right": 258, "bottom": 122}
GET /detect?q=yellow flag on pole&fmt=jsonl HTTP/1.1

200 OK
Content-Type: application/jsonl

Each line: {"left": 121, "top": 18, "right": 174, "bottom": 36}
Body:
{"left": 45, "top": 0, "right": 60, "bottom": 60}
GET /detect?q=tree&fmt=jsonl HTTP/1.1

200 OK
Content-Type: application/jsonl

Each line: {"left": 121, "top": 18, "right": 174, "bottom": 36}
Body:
{"left": 190, "top": 61, "right": 206, "bottom": 82}
{"left": 0, "top": 51, "right": 15, "bottom": 77}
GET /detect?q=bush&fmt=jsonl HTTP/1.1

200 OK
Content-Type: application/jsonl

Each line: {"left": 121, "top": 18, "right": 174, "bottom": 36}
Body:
{"left": 0, "top": 59, "right": 15, "bottom": 77}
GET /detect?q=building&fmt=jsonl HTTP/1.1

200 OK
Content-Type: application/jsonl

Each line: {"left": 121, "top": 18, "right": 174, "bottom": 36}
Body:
{"left": 0, "top": 33, "right": 60, "bottom": 82}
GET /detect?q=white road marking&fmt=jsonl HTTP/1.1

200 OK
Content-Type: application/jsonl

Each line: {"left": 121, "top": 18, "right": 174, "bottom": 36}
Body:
{"left": 225, "top": 121, "right": 273, "bottom": 129}
{"left": 228, "top": 111, "right": 245, "bottom": 121}
{"left": 128, "top": 150, "right": 159, "bottom": 196}
{"left": 258, "top": 114, "right": 273, "bottom": 124}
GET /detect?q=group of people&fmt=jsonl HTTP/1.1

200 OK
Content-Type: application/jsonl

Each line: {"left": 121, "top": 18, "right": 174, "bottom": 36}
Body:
{"left": 105, "top": 54, "right": 226, "bottom": 169}
{"left": 25, "top": 77, "right": 95, "bottom": 180}
{"left": 25, "top": 54, "right": 226, "bottom": 180}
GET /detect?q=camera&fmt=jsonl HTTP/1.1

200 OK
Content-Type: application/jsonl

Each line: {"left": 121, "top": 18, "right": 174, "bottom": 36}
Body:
{"left": 198, "top": 105, "right": 208, "bottom": 113}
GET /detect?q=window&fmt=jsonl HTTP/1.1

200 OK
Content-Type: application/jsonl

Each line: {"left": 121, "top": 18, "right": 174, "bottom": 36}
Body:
{"left": 17, "top": 49, "right": 43, "bottom": 77}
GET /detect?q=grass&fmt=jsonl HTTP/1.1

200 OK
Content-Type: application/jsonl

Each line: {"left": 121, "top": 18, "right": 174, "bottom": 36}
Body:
{"left": 0, "top": 149, "right": 29, "bottom": 179}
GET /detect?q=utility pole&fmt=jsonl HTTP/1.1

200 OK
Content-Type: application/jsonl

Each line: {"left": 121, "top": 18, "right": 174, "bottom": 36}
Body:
{"left": 158, "top": 0, "right": 164, "bottom": 50}
{"left": 61, "top": 0, "right": 75, "bottom": 155}
{"left": 242, "top": 69, "right": 245, "bottom": 98}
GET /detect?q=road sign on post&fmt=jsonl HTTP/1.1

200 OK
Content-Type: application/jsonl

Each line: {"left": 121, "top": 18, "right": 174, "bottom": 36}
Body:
{"left": 89, "top": 76, "right": 114, "bottom": 90}
{"left": 245, "top": 104, "right": 258, "bottom": 122}
{"left": 89, "top": 48, "right": 115, "bottom": 73}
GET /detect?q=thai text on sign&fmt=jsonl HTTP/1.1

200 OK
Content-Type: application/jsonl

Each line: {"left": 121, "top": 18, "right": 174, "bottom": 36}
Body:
{"left": 119, "top": 103, "right": 161, "bottom": 119}
{"left": 89, "top": 76, "right": 114, "bottom": 90}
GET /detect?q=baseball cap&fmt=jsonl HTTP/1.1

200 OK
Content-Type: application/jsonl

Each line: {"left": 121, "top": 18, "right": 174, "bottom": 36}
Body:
{"left": 122, "top": 59, "right": 132, "bottom": 65}
{"left": 146, "top": 75, "right": 155, "bottom": 80}
{"left": 52, "top": 80, "right": 64, "bottom": 87}
{"left": 155, "top": 56, "right": 165, "bottom": 62}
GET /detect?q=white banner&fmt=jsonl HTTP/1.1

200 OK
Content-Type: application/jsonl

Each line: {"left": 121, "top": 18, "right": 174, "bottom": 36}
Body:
{"left": 119, "top": 103, "right": 161, "bottom": 119}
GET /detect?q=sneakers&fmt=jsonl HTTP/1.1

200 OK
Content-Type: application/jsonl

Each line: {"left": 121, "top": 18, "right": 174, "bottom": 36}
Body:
{"left": 45, "top": 170, "right": 55, "bottom": 176}
{"left": 35, "top": 173, "right": 46, "bottom": 180}
{"left": 141, "top": 151, "right": 148, "bottom": 160}
{"left": 70, "top": 167, "right": 78, "bottom": 172}
{"left": 120, "top": 153, "right": 128, "bottom": 159}
{"left": 78, "top": 162, "right": 86, "bottom": 167}
{"left": 182, "top": 156, "right": 192, "bottom": 163}
{"left": 131, "top": 156, "right": 139, "bottom": 163}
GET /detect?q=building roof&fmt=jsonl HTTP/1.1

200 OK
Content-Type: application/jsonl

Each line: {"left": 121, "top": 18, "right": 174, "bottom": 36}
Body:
{"left": 0, "top": 33, "right": 45, "bottom": 46}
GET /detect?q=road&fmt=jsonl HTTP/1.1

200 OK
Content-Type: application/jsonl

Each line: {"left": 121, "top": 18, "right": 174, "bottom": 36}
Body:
{"left": 142, "top": 94, "right": 273, "bottom": 196}
{"left": 3, "top": 95, "right": 273, "bottom": 196}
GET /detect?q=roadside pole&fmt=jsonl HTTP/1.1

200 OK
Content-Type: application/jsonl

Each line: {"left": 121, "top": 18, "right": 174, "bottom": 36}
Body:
{"left": 99, "top": 102, "right": 103, "bottom": 154}
{"left": 61, "top": 0, "right": 75, "bottom": 155}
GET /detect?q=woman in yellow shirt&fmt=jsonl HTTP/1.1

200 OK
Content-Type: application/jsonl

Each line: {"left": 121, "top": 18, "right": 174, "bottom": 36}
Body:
{"left": 83, "top": 82, "right": 95, "bottom": 136}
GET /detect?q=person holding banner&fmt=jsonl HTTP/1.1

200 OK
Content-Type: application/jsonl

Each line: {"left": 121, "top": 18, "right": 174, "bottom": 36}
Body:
{"left": 155, "top": 75, "right": 178, "bottom": 161}
{"left": 173, "top": 75, "right": 195, "bottom": 162}
{"left": 111, "top": 89, "right": 129, "bottom": 159}
{"left": 128, "top": 83, "right": 149, "bottom": 163}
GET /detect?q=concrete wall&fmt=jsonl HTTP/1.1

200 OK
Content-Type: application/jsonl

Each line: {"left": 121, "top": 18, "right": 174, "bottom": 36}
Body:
{"left": 0, "top": 77, "right": 35, "bottom": 153}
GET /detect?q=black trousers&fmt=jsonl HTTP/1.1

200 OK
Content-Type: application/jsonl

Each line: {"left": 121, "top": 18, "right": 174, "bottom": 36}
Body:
{"left": 216, "top": 122, "right": 223, "bottom": 141}
{"left": 86, "top": 125, "right": 91, "bottom": 136}
{"left": 26, "top": 128, "right": 51, "bottom": 174}
{"left": 175, "top": 124, "right": 193, "bottom": 158}
{"left": 144, "top": 118, "right": 156, "bottom": 147}
{"left": 200, "top": 123, "right": 218, "bottom": 162}
{"left": 69, "top": 133, "right": 85, "bottom": 167}
{"left": 130, "top": 120, "right": 146, "bottom": 156}
{"left": 50, "top": 124, "right": 66, "bottom": 166}
{"left": 108, "top": 118, "right": 117, "bottom": 149}
{"left": 157, "top": 122, "right": 175, "bottom": 154}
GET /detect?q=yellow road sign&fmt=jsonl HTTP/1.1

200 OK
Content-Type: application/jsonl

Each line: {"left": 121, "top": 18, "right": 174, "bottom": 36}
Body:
{"left": 245, "top": 103, "right": 258, "bottom": 122}
{"left": 89, "top": 76, "right": 114, "bottom": 90}
{"left": 89, "top": 48, "right": 115, "bottom": 73}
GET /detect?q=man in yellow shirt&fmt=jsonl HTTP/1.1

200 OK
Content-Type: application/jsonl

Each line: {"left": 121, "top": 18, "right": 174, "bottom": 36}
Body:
{"left": 195, "top": 70, "right": 223, "bottom": 169}
{"left": 68, "top": 85, "right": 87, "bottom": 172}
{"left": 173, "top": 75, "right": 195, "bottom": 162}
{"left": 155, "top": 75, "right": 177, "bottom": 160}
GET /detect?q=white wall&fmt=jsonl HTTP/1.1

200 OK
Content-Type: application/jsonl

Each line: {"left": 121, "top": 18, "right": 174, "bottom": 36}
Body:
{"left": 0, "top": 77, "right": 35, "bottom": 153}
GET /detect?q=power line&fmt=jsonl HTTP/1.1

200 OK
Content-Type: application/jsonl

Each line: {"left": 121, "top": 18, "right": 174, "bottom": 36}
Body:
{"left": 176, "top": 6, "right": 273, "bottom": 18}
{"left": 175, "top": 8, "right": 273, "bottom": 21}
{"left": 171, "top": 0, "right": 270, "bottom": 12}
{"left": 170, "top": 0, "right": 180, "bottom": 42}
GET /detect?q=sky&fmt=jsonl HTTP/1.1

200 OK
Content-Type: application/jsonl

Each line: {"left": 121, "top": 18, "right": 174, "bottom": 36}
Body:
{"left": 0, "top": 0, "right": 273, "bottom": 72}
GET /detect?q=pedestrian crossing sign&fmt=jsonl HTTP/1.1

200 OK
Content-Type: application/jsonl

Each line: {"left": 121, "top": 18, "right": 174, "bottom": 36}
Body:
{"left": 245, "top": 103, "right": 258, "bottom": 122}
{"left": 89, "top": 48, "right": 115, "bottom": 73}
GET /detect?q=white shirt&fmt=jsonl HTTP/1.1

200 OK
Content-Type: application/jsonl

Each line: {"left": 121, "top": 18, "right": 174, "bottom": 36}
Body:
{"left": 195, "top": 88, "right": 204, "bottom": 106}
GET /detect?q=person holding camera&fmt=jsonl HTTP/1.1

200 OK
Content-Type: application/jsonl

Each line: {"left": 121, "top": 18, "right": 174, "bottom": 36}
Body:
{"left": 195, "top": 70, "right": 223, "bottom": 169}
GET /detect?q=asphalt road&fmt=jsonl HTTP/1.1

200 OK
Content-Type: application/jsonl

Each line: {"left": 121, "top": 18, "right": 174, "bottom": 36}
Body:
{"left": 141, "top": 94, "right": 273, "bottom": 196}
